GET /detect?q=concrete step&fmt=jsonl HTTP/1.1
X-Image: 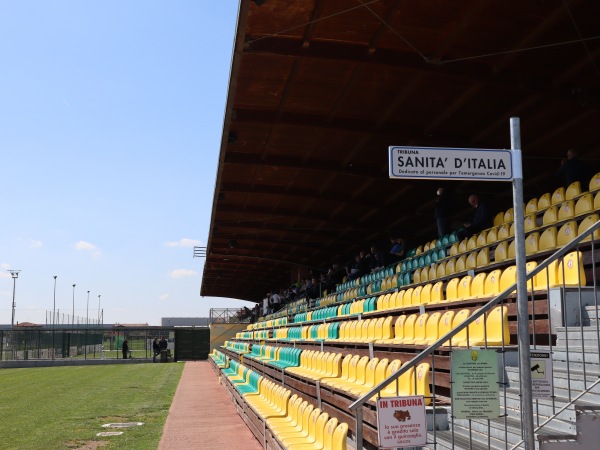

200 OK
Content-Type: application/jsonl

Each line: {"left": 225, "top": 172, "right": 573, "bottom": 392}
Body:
{"left": 555, "top": 327, "right": 600, "bottom": 349}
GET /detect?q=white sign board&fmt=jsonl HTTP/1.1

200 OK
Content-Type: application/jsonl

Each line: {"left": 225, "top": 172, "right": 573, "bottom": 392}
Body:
{"left": 531, "top": 351, "right": 553, "bottom": 398}
{"left": 389, "top": 146, "right": 513, "bottom": 181}
{"left": 376, "top": 396, "right": 427, "bottom": 448}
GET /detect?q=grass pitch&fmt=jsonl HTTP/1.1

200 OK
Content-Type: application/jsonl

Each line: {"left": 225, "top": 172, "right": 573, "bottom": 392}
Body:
{"left": 0, "top": 363, "right": 184, "bottom": 449}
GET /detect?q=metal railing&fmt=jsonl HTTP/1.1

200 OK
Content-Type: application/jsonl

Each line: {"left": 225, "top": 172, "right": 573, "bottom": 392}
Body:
{"left": 349, "top": 218, "right": 600, "bottom": 449}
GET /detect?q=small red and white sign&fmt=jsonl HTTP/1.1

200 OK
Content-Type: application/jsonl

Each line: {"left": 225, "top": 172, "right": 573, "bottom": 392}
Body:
{"left": 376, "top": 396, "right": 427, "bottom": 448}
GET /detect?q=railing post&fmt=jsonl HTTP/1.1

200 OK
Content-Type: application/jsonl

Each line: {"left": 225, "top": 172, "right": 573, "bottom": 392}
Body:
{"left": 511, "top": 116, "right": 536, "bottom": 450}
{"left": 355, "top": 405, "right": 363, "bottom": 450}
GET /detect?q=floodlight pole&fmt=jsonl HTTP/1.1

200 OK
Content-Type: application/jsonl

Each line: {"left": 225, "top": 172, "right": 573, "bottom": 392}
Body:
{"left": 511, "top": 117, "right": 535, "bottom": 450}
{"left": 98, "top": 295, "right": 101, "bottom": 325}
{"left": 86, "top": 290, "right": 90, "bottom": 327}
{"left": 72, "top": 284, "right": 76, "bottom": 329}
{"left": 52, "top": 276, "right": 57, "bottom": 359}
{"left": 8, "top": 270, "right": 20, "bottom": 360}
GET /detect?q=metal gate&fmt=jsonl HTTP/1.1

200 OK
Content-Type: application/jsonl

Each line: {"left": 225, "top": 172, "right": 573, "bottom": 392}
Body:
{"left": 174, "top": 328, "right": 210, "bottom": 361}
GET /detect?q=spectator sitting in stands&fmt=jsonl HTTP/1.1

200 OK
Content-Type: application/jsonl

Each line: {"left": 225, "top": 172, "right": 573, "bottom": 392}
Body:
{"left": 388, "top": 236, "right": 405, "bottom": 264}
{"left": 458, "top": 194, "right": 492, "bottom": 239}
{"left": 270, "top": 290, "right": 281, "bottom": 312}
{"left": 556, "top": 148, "right": 592, "bottom": 188}
{"left": 435, "top": 186, "right": 453, "bottom": 238}
{"left": 369, "top": 244, "right": 386, "bottom": 271}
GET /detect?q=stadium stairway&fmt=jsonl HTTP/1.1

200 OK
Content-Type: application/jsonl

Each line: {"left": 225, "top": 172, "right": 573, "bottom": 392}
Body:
{"left": 428, "top": 303, "right": 600, "bottom": 450}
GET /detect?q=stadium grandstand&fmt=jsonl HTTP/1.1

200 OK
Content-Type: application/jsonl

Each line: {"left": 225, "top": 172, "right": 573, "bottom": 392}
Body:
{"left": 204, "top": 2, "right": 600, "bottom": 449}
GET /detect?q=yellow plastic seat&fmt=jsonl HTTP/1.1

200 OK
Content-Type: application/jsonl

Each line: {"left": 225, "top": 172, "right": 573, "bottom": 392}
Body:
{"left": 415, "top": 363, "right": 432, "bottom": 405}
{"left": 538, "top": 192, "right": 551, "bottom": 209}
{"left": 445, "top": 277, "right": 460, "bottom": 301}
{"left": 476, "top": 231, "right": 488, "bottom": 248}
{"left": 445, "top": 258, "right": 456, "bottom": 276}
{"left": 499, "top": 266, "right": 517, "bottom": 293}
{"left": 469, "top": 272, "right": 487, "bottom": 299}
{"left": 466, "top": 235, "right": 477, "bottom": 251}
{"left": 543, "top": 206, "right": 559, "bottom": 226}
{"left": 533, "top": 260, "right": 559, "bottom": 290}
{"left": 539, "top": 227, "right": 558, "bottom": 252}
{"left": 453, "top": 309, "right": 485, "bottom": 347}
{"left": 413, "top": 268, "right": 422, "bottom": 284}
{"left": 375, "top": 315, "right": 406, "bottom": 344}
{"left": 466, "top": 252, "right": 477, "bottom": 270}
{"left": 280, "top": 409, "right": 326, "bottom": 446}
{"left": 449, "top": 242, "right": 459, "bottom": 256}
{"left": 524, "top": 214, "right": 537, "bottom": 232}
{"left": 525, "top": 198, "right": 538, "bottom": 214}
{"left": 595, "top": 191, "right": 600, "bottom": 211}
{"left": 431, "top": 281, "right": 445, "bottom": 303}
{"left": 497, "top": 224, "right": 511, "bottom": 240}
{"left": 349, "top": 358, "right": 388, "bottom": 397}
{"left": 575, "top": 193, "right": 594, "bottom": 216}
{"left": 321, "top": 355, "right": 358, "bottom": 390}
{"left": 404, "top": 313, "right": 428, "bottom": 345}
{"left": 484, "top": 269, "right": 502, "bottom": 297}
{"left": 372, "top": 359, "right": 402, "bottom": 399}
{"left": 414, "top": 311, "right": 441, "bottom": 345}
{"left": 421, "top": 284, "right": 433, "bottom": 304}
{"left": 565, "top": 181, "right": 581, "bottom": 200}
{"left": 494, "top": 240, "right": 508, "bottom": 263}
{"left": 456, "top": 275, "right": 472, "bottom": 300}
{"left": 477, "top": 247, "right": 490, "bottom": 267}
{"left": 399, "top": 314, "right": 418, "bottom": 344}
{"left": 525, "top": 232, "right": 540, "bottom": 255}
{"left": 504, "top": 208, "right": 514, "bottom": 223}
{"left": 589, "top": 172, "right": 600, "bottom": 192}
{"left": 331, "top": 423, "right": 349, "bottom": 450}
{"left": 493, "top": 211, "right": 504, "bottom": 227}
{"left": 438, "top": 310, "right": 456, "bottom": 345}
{"left": 427, "top": 264, "right": 437, "bottom": 281}
{"left": 378, "top": 316, "right": 394, "bottom": 342}
{"left": 394, "top": 290, "right": 405, "bottom": 309}
{"left": 508, "top": 240, "right": 516, "bottom": 259}
{"left": 551, "top": 187, "right": 565, "bottom": 205}
{"left": 578, "top": 214, "right": 600, "bottom": 242}
{"left": 387, "top": 291, "right": 399, "bottom": 310}
{"left": 557, "top": 221, "right": 577, "bottom": 247}
{"left": 464, "top": 306, "right": 510, "bottom": 347}
{"left": 557, "top": 251, "right": 586, "bottom": 287}
{"left": 448, "top": 309, "right": 472, "bottom": 346}
{"left": 346, "top": 357, "right": 378, "bottom": 395}
{"left": 455, "top": 255, "right": 467, "bottom": 272}
{"left": 335, "top": 356, "right": 369, "bottom": 392}
{"left": 486, "top": 227, "right": 499, "bottom": 245}
{"left": 411, "top": 285, "right": 423, "bottom": 306}
{"left": 558, "top": 200, "right": 575, "bottom": 221}
{"left": 403, "top": 288, "right": 414, "bottom": 307}
{"left": 458, "top": 238, "right": 468, "bottom": 254}
{"left": 436, "top": 261, "right": 446, "bottom": 278}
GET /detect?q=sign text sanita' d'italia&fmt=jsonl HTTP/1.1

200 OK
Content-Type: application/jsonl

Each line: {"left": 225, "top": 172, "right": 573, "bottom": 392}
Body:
{"left": 389, "top": 146, "right": 513, "bottom": 181}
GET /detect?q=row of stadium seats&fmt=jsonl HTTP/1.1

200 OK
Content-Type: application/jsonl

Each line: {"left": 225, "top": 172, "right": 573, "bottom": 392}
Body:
{"left": 212, "top": 349, "right": 349, "bottom": 450}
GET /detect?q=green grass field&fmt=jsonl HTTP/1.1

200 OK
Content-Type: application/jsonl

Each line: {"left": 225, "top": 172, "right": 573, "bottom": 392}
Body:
{"left": 0, "top": 363, "right": 184, "bottom": 449}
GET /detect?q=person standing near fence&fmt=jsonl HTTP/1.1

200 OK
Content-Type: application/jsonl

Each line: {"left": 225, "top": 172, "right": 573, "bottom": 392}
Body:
{"left": 152, "top": 337, "right": 160, "bottom": 362}
{"left": 122, "top": 339, "right": 129, "bottom": 360}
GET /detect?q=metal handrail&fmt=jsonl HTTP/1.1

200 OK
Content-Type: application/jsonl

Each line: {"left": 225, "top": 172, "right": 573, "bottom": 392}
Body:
{"left": 509, "top": 378, "right": 600, "bottom": 450}
{"left": 348, "top": 218, "right": 600, "bottom": 447}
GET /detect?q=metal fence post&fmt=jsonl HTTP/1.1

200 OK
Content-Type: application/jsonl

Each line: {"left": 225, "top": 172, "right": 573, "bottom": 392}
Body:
{"left": 511, "top": 116, "right": 535, "bottom": 450}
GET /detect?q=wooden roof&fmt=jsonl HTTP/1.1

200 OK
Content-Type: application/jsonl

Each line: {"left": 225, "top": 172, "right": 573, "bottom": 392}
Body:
{"left": 201, "top": 0, "right": 600, "bottom": 302}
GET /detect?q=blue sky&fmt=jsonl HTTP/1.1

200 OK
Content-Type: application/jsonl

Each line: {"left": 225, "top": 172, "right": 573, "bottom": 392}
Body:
{"left": 0, "top": 1, "right": 252, "bottom": 325}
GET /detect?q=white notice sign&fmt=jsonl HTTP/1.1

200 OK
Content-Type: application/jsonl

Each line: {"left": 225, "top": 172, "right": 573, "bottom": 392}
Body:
{"left": 376, "top": 396, "right": 427, "bottom": 448}
{"left": 389, "top": 146, "right": 513, "bottom": 181}
{"left": 531, "top": 351, "right": 553, "bottom": 398}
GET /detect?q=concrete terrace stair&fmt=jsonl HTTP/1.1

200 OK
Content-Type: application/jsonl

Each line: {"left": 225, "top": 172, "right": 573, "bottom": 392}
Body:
{"left": 427, "top": 310, "right": 600, "bottom": 449}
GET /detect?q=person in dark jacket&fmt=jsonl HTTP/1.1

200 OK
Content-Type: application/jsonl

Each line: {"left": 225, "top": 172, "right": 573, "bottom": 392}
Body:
{"left": 459, "top": 194, "right": 492, "bottom": 239}
{"left": 435, "top": 186, "right": 453, "bottom": 238}
{"left": 122, "top": 339, "right": 129, "bottom": 360}
{"left": 152, "top": 338, "right": 160, "bottom": 362}
{"left": 555, "top": 149, "right": 591, "bottom": 188}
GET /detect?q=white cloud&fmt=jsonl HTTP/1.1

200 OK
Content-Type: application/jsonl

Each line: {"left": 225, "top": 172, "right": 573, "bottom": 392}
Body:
{"left": 164, "top": 238, "right": 202, "bottom": 248}
{"left": 74, "top": 240, "right": 102, "bottom": 259}
{"left": 159, "top": 293, "right": 171, "bottom": 301}
{"left": 29, "top": 239, "right": 43, "bottom": 249}
{"left": 169, "top": 269, "right": 198, "bottom": 279}
{"left": 0, "top": 263, "right": 11, "bottom": 279}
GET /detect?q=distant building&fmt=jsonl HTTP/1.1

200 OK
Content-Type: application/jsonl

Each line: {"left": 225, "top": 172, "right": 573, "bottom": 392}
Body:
{"left": 161, "top": 317, "right": 210, "bottom": 327}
